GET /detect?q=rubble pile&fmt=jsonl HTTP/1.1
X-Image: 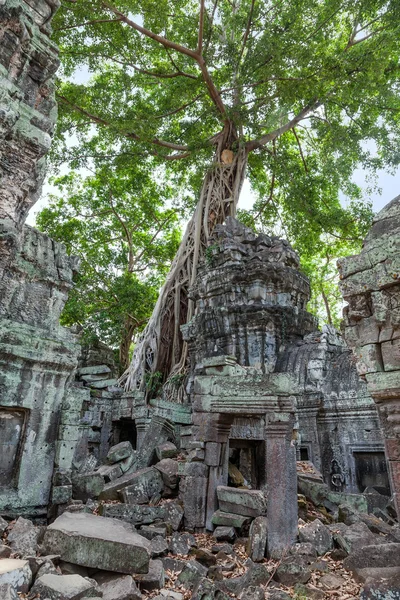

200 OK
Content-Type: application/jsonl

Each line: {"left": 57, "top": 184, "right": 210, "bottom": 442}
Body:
{"left": 0, "top": 471, "right": 399, "bottom": 599}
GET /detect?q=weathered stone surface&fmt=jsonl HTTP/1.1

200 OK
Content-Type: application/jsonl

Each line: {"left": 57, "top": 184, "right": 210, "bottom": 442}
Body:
{"left": 77, "top": 365, "right": 111, "bottom": 377}
{"left": 213, "top": 526, "right": 236, "bottom": 542}
{"left": 177, "top": 561, "right": 208, "bottom": 589}
{"left": 246, "top": 517, "right": 268, "bottom": 562}
{"left": 97, "top": 464, "right": 123, "bottom": 483}
{"left": 238, "top": 586, "right": 265, "bottom": 600}
{"left": 332, "top": 521, "right": 384, "bottom": 554}
{"left": 298, "top": 519, "right": 332, "bottom": 555}
{"left": 100, "top": 501, "right": 183, "bottom": 530}
{"left": 293, "top": 583, "right": 324, "bottom": 600}
{"left": 169, "top": 532, "right": 196, "bottom": 555}
{"left": 121, "top": 468, "right": 164, "bottom": 504}
{"left": 290, "top": 543, "right": 317, "bottom": 558}
{"left": 30, "top": 574, "right": 99, "bottom": 599}
{"left": 211, "top": 510, "right": 251, "bottom": 529}
{"left": 72, "top": 472, "right": 105, "bottom": 502}
{"left": 360, "top": 570, "right": 400, "bottom": 600}
{"left": 190, "top": 548, "right": 217, "bottom": 568}
{"left": 156, "top": 442, "right": 178, "bottom": 460}
{"left": 0, "top": 544, "right": 12, "bottom": 558}
{"left": 134, "top": 559, "right": 165, "bottom": 591}
{"left": 107, "top": 442, "right": 134, "bottom": 464}
{"left": 217, "top": 486, "right": 267, "bottom": 517}
{"left": 219, "top": 562, "right": 271, "bottom": 593}
{"left": 343, "top": 542, "right": 400, "bottom": 572}
{"left": 0, "top": 559, "right": 32, "bottom": 593}
{"left": 0, "top": 516, "right": 8, "bottom": 536}
{"left": 0, "top": 584, "right": 18, "bottom": 600}
{"left": 44, "top": 512, "right": 151, "bottom": 574}
{"left": 140, "top": 525, "right": 167, "bottom": 540}
{"left": 273, "top": 557, "right": 311, "bottom": 586}
{"left": 93, "top": 571, "right": 142, "bottom": 600}
{"left": 319, "top": 573, "right": 346, "bottom": 590}
{"left": 154, "top": 459, "right": 179, "bottom": 489}
{"left": 7, "top": 517, "right": 41, "bottom": 557}
{"left": 150, "top": 536, "right": 169, "bottom": 558}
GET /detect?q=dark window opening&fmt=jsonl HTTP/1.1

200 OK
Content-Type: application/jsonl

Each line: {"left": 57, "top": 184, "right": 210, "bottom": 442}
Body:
{"left": 300, "top": 447, "right": 309, "bottom": 461}
{"left": 353, "top": 451, "right": 390, "bottom": 496}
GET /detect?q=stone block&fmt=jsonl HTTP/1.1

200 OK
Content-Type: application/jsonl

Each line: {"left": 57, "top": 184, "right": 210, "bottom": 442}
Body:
{"left": 0, "top": 515, "right": 8, "bottom": 535}
{"left": 43, "top": 512, "right": 151, "bottom": 574}
{"left": 120, "top": 468, "right": 163, "bottom": 504}
{"left": 332, "top": 522, "right": 383, "bottom": 554}
{"left": 7, "top": 517, "right": 41, "bottom": 557}
{"left": 344, "top": 542, "right": 400, "bottom": 572}
{"left": 30, "top": 574, "right": 99, "bottom": 599}
{"left": 177, "top": 561, "right": 208, "bottom": 589}
{"left": 169, "top": 532, "right": 196, "bottom": 556}
{"left": 140, "top": 525, "right": 167, "bottom": 540}
{"left": 150, "top": 535, "right": 169, "bottom": 558}
{"left": 52, "top": 485, "right": 72, "bottom": 505}
{"left": 72, "top": 472, "right": 105, "bottom": 502}
{"left": 135, "top": 559, "right": 165, "bottom": 591}
{"left": 212, "top": 526, "right": 236, "bottom": 542}
{"left": 89, "top": 378, "right": 118, "bottom": 389}
{"left": 93, "top": 571, "right": 142, "bottom": 600}
{"left": 99, "top": 501, "right": 183, "bottom": 531}
{"left": 77, "top": 365, "right": 111, "bottom": 376}
{"left": 0, "top": 559, "right": 32, "bottom": 593}
{"left": 154, "top": 459, "right": 179, "bottom": 489}
{"left": 217, "top": 486, "right": 267, "bottom": 517}
{"left": 156, "top": 442, "right": 178, "bottom": 460}
{"left": 382, "top": 338, "right": 400, "bottom": 371}
{"left": 298, "top": 519, "right": 332, "bottom": 555}
{"left": 96, "top": 463, "right": 123, "bottom": 483}
{"left": 205, "top": 442, "right": 222, "bottom": 466}
{"left": 356, "top": 344, "right": 384, "bottom": 375}
{"left": 211, "top": 510, "right": 251, "bottom": 529}
{"left": 246, "top": 517, "right": 268, "bottom": 562}
{"left": 273, "top": 556, "right": 311, "bottom": 586}
{"left": 180, "top": 476, "right": 208, "bottom": 529}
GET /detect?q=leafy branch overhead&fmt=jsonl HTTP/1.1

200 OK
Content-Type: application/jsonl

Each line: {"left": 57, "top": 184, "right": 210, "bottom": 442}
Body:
{"left": 49, "top": 0, "right": 400, "bottom": 390}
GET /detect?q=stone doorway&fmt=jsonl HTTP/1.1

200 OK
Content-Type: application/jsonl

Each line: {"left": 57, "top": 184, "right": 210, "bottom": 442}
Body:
{"left": 353, "top": 451, "right": 390, "bottom": 496}
{"left": 113, "top": 419, "right": 137, "bottom": 449}
{"left": 228, "top": 439, "right": 264, "bottom": 489}
{"left": 0, "top": 408, "right": 26, "bottom": 487}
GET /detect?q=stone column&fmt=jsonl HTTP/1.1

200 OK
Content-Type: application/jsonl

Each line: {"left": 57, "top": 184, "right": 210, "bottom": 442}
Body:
{"left": 135, "top": 417, "right": 151, "bottom": 450}
{"left": 265, "top": 419, "right": 298, "bottom": 558}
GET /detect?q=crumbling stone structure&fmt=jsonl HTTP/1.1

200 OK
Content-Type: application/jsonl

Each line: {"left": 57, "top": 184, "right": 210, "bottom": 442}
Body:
{"left": 0, "top": 0, "right": 80, "bottom": 517}
{"left": 339, "top": 195, "right": 400, "bottom": 515}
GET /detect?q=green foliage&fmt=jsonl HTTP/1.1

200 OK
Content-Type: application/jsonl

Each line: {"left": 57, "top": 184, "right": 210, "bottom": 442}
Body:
{"left": 36, "top": 165, "right": 181, "bottom": 367}
{"left": 144, "top": 370, "right": 163, "bottom": 397}
{"left": 50, "top": 0, "right": 400, "bottom": 328}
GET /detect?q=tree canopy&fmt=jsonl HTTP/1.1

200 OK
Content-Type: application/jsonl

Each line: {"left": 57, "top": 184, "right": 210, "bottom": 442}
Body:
{"left": 47, "top": 0, "right": 400, "bottom": 392}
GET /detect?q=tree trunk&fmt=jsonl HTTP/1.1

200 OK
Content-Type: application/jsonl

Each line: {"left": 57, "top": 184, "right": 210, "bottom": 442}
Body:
{"left": 120, "top": 124, "right": 248, "bottom": 395}
{"left": 119, "top": 315, "right": 136, "bottom": 372}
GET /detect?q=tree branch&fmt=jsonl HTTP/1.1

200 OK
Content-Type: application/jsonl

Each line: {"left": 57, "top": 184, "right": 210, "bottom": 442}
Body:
{"left": 246, "top": 100, "right": 322, "bottom": 152}
{"left": 197, "top": 0, "right": 205, "bottom": 54}
{"left": 54, "top": 17, "right": 122, "bottom": 31}
{"left": 57, "top": 93, "right": 190, "bottom": 151}
{"left": 293, "top": 127, "right": 308, "bottom": 173}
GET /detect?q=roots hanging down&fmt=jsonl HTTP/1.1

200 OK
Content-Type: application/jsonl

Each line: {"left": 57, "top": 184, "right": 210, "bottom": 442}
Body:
{"left": 120, "top": 125, "right": 248, "bottom": 398}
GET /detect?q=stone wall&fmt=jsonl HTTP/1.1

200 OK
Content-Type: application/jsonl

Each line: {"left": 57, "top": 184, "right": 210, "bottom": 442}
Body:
{"left": 338, "top": 195, "right": 400, "bottom": 514}
{"left": 0, "top": 0, "right": 81, "bottom": 518}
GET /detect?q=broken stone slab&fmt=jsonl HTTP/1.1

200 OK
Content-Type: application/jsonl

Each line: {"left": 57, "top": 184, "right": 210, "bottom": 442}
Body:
{"left": 238, "top": 586, "right": 265, "bottom": 600}
{"left": 120, "top": 468, "right": 164, "bottom": 505}
{"left": 344, "top": 542, "right": 400, "bottom": 573}
{"left": 134, "top": 559, "right": 165, "bottom": 591}
{"left": 298, "top": 519, "right": 333, "bottom": 555}
{"left": 7, "top": 517, "right": 42, "bottom": 557}
{"left": 96, "top": 464, "right": 123, "bottom": 483}
{"left": 150, "top": 536, "right": 169, "bottom": 558}
{"left": 161, "top": 557, "right": 186, "bottom": 573}
{"left": 217, "top": 486, "right": 267, "bottom": 517}
{"left": 169, "top": 532, "right": 196, "bottom": 555}
{"left": 290, "top": 543, "right": 317, "bottom": 559}
{"left": 140, "top": 525, "right": 167, "bottom": 540}
{"left": 218, "top": 562, "right": 271, "bottom": 594}
{"left": 93, "top": 571, "right": 142, "bottom": 600}
{"left": 72, "top": 472, "right": 105, "bottom": 502}
{"left": 246, "top": 516, "right": 268, "bottom": 562}
{"left": 158, "top": 589, "right": 183, "bottom": 600}
{"left": 107, "top": 441, "right": 134, "bottom": 464}
{"left": 154, "top": 459, "right": 179, "bottom": 488}
{"left": 293, "top": 583, "right": 324, "bottom": 600}
{"left": 99, "top": 501, "right": 183, "bottom": 531}
{"left": 211, "top": 510, "right": 251, "bottom": 529}
{"left": 273, "top": 556, "right": 311, "bottom": 586}
{"left": 213, "top": 526, "right": 236, "bottom": 542}
{"left": 298, "top": 477, "right": 368, "bottom": 514}
{"left": 0, "top": 584, "right": 18, "bottom": 600}
{"left": 319, "top": 573, "right": 346, "bottom": 590}
{"left": 331, "top": 521, "right": 385, "bottom": 554}
{"left": 44, "top": 512, "right": 151, "bottom": 574}
{"left": 77, "top": 365, "right": 111, "bottom": 376}
{"left": 88, "top": 378, "right": 118, "bottom": 389}
{"left": 354, "top": 566, "right": 400, "bottom": 585}
{"left": 30, "top": 574, "right": 99, "bottom": 599}
{"left": 177, "top": 561, "right": 208, "bottom": 589}
{"left": 0, "top": 559, "right": 32, "bottom": 593}
{"left": 99, "top": 468, "right": 161, "bottom": 502}
{"left": 156, "top": 442, "right": 178, "bottom": 460}
{"left": 190, "top": 548, "right": 217, "bottom": 568}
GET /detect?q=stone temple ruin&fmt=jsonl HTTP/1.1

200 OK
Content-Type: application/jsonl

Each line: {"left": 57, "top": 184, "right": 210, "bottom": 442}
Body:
{"left": 0, "top": 1, "right": 400, "bottom": 598}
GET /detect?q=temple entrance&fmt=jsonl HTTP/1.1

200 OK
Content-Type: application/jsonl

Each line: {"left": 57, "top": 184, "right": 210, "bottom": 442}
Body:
{"left": 228, "top": 439, "right": 263, "bottom": 489}
{"left": 353, "top": 451, "right": 390, "bottom": 496}
{"left": 113, "top": 419, "right": 137, "bottom": 449}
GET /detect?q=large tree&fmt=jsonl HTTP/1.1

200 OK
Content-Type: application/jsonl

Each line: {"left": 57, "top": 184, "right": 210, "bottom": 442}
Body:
{"left": 52, "top": 0, "right": 400, "bottom": 393}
